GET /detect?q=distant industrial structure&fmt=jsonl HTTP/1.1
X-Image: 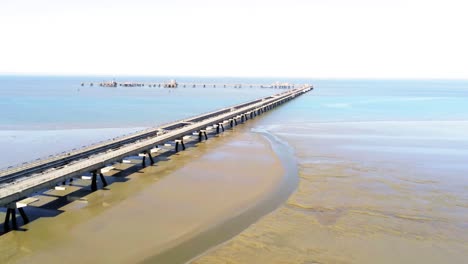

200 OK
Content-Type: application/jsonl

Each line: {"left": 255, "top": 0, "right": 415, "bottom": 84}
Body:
{"left": 80, "top": 80, "right": 297, "bottom": 89}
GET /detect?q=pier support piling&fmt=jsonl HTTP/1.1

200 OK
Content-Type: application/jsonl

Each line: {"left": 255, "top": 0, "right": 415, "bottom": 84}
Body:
{"left": 99, "top": 172, "right": 108, "bottom": 187}
{"left": 3, "top": 203, "right": 31, "bottom": 231}
{"left": 175, "top": 139, "right": 185, "bottom": 152}
{"left": 148, "top": 152, "right": 155, "bottom": 164}
{"left": 11, "top": 210, "right": 17, "bottom": 230}
{"left": 18, "top": 208, "right": 29, "bottom": 224}
{"left": 91, "top": 171, "right": 98, "bottom": 191}
{"left": 197, "top": 131, "right": 208, "bottom": 142}
{"left": 3, "top": 208, "right": 11, "bottom": 231}
{"left": 3, "top": 207, "right": 26, "bottom": 231}
{"left": 91, "top": 170, "right": 107, "bottom": 191}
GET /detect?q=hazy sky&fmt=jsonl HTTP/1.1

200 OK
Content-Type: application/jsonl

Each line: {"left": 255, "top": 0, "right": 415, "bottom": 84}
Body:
{"left": 0, "top": 0, "right": 467, "bottom": 78}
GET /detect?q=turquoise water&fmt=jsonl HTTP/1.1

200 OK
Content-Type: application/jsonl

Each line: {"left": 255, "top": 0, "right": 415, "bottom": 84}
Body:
{"left": 0, "top": 76, "right": 280, "bottom": 130}
{"left": 0, "top": 75, "right": 284, "bottom": 168}
{"left": 272, "top": 79, "right": 468, "bottom": 123}
{"left": 1, "top": 77, "right": 467, "bottom": 169}
{"left": 258, "top": 78, "right": 468, "bottom": 192}
{"left": 3, "top": 77, "right": 466, "bottom": 129}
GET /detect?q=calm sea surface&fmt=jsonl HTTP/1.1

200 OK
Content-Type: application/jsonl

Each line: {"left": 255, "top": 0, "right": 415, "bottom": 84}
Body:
{"left": 0, "top": 75, "right": 284, "bottom": 130}
{"left": 1, "top": 76, "right": 468, "bottom": 262}
{"left": 2, "top": 77, "right": 466, "bottom": 129}
{"left": 196, "top": 78, "right": 468, "bottom": 263}
{"left": 0, "top": 75, "right": 282, "bottom": 168}
{"left": 1, "top": 77, "right": 467, "bottom": 169}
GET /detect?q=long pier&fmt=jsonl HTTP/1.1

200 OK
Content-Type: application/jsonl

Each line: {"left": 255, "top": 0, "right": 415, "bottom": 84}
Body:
{"left": 84, "top": 81, "right": 295, "bottom": 89}
{"left": 0, "top": 85, "right": 313, "bottom": 231}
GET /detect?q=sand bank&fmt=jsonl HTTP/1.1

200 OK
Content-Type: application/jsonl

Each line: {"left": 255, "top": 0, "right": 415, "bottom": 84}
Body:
{"left": 193, "top": 121, "right": 468, "bottom": 264}
{"left": 0, "top": 127, "right": 294, "bottom": 264}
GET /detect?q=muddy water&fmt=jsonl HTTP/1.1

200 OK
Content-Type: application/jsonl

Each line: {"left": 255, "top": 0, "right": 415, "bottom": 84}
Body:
{"left": 0, "top": 125, "right": 296, "bottom": 264}
{"left": 194, "top": 106, "right": 468, "bottom": 262}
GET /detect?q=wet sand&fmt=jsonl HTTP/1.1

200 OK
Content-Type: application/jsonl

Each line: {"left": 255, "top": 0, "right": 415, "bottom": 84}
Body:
{"left": 0, "top": 126, "right": 292, "bottom": 264}
{"left": 194, "top": 121, "right": 468, "bottom": 264}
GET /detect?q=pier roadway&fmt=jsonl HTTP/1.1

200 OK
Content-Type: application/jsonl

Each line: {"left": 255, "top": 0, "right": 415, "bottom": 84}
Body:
{"left": 0, "top": 85, "right": 312, "bottom": 230}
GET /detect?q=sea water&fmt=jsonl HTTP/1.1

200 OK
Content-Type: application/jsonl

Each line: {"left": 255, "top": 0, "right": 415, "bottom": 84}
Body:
{"left": 1, "top": 76, "right": 468, "bottom": 262}
{"left": 0, "top": 75, "right": 281, "bottom": 168}
{"left": 195, "top": 79, "right": 468, "bottom": 263}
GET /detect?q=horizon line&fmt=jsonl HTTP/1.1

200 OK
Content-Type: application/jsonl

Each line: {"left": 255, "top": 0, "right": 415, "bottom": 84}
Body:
{"left": 1, "top": 72, "right": 467, "bottom": 81}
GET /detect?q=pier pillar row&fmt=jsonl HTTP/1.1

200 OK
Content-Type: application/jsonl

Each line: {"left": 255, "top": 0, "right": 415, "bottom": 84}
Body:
{"left": 91, "top": 169, "right": 108, "bottom": 191}
{"left": 241, "top": 115, "right": 245, "bottom": 123}
{"left": 141, "top": 151, "right": 154, "bottom": 167}
{"left": 234, "top": 118, "right": 238, "bottom": 126}
{"left": 198, "top": 130, "right": 208, "bottom": 142}
{"left": 147, "top": 151, "right": 155, "bottom": 164}
{"left": 99, "top": 172, "right": 108, "bottom": 187}
{"left": 218, "top": 123, "right": 225, "bottom": 133}
{"left": 175, "top": 139, "right": 186, "bottom": 152}
{"left": 230, "top": 119, "right": 234, "bottom": 127}
{"left": 3, "top": 206, "right": 30, "bottom": 232}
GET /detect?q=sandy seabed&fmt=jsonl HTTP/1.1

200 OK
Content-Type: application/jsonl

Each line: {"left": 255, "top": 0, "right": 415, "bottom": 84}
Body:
{"left": 194, "top": 121, "right": 468, "bottom": 264}
{"left": 0, "top": 126, "right": 289, "bottom": 264}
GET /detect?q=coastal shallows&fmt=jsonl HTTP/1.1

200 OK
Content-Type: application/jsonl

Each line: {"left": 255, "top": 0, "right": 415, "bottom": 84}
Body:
{"left": 0, "top": 85, "right": 313, "bottom": 231}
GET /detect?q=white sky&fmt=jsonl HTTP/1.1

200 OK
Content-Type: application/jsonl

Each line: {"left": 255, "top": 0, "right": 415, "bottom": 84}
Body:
{"left": 0, "top": 0, "right": 467, "bottom": 78}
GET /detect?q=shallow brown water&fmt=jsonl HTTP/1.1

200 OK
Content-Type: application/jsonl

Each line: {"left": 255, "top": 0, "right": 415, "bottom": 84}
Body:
{"left": 194, "top": 121, "right": 468, "bottom": 264}
{"left": 0, "top": 126, "right": 293, "bottom": 264}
